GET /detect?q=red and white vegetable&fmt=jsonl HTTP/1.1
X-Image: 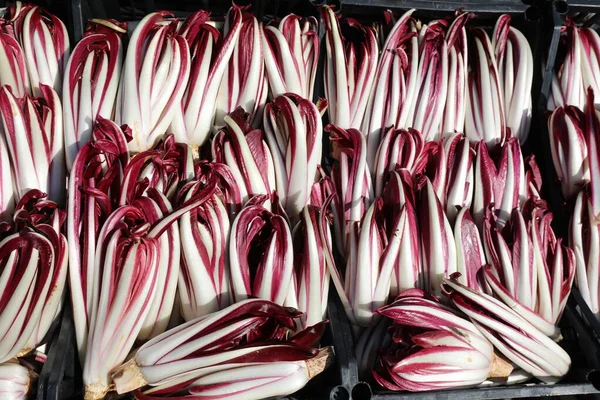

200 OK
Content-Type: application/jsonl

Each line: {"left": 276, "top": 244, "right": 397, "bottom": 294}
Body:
{"left": 471, "top": 138, "right": 528, "bottom": 228}
{"left": 375, "top": 290, "right": 495, "bottom": 391}
{"left": 177, "top": 175, "right": 233, "bottom": 320}
{"left": 548, "top": 23, "right": 584, "bottom": 110}
{"left": 287, "top": 202, "right": 333, "bottom": 328}
{"left": 329, "top": 125, "right": 373, "bottom": 252}
{"left": 580, "top": 27, "right": 600, "bottom": 109}
{"left": 110, "top": 299, "right": 332, "bottom": 399}
{"left": 373, "top": 128, "right": 423, "bottom": 197}
{"left": 0, "top": 17, "right": 29, "bottom": 97}
{"left": 465, "top": 28, "right": 506, "bottom": 147}
{"left": 444, "top": 277, "right": 571, "bottom": 383}
{"left": 263, "top": 14, "right": 319, "bottom": 99}
{"left": 212, "top": 108, "right": 275, "bottom": 203}
{"left": 215, "top": 9, "right": 267, "bottom": 128}
{"left": 321, "top": 6, "right": 378, "bottom": 129}
{"left": 171, "top": 8, "right": 242, "bottom": 147}
{"left": 263, "top": 94, "right": 325, "bottom": 218}
{"left": 17, "top": 190, "right": 68, "bottom": 351}
{"left": 548, "top": 103, "right": 589, "bottom": 198}
{"left": 0, "top": 3, "right": 580, "bottom": 397}
{"left": 493, "top": 15, "right": 533, "bottom": 143}
{"left": 570, "top": 191, "right": 600, "bottom": 319}
{"left": 63, "top": 19, "right": 125, "bottom": 169}
{"left": 0, "top": 361, "right": 30, "bottom": 400}
{"left": 0, "top": 84, "right": 66, "bottom": 204}
{"left": 361, "top": 9, "right": 418, "bottom": 167}
{"left": 483, "top": 202, "right": 575, "bottom": 339}
{"left": 229, "top": 197, "right": 293, "bottom": 305}
{"left": 0, "top": 190, "right": 65, "bottom": 363}
{"left": 5, "top": 2, "right": 69, "bottom": 96}
{"left": 68, "top": 117, "right": 130, "bottom": 361}
{"left": 419, "top": 177, "right": 457, "bottom": 296}
{"left": 116, "top": 12, "right": 190, "bottom": 152}
{"left": 82, "top": 181, "right": 217, "bottom": 399}
{"left": 409, "top": 18, "right": 449, "bottom": 142}
{"left": 441, "top": 13, "right": 471, "bottom": 134}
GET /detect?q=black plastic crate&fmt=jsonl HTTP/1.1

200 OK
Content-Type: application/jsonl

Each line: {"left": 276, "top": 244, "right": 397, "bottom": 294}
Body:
{"left": 319, "top": 1, "right": 600, "bottom": 399}
{"left": 276, "top": 291, "right": 365, "bottom": 400}
{"left": 537, "top": 0, "right": 600, "bottom": 232}
{"left": 329, "top": 0, "right": 545, "bottom": 160}
{"left": 36, "top": 304, "right": 83, "bottom": 400}
{"left": 325, "top": 291, "right": 369, "bottom": 400}
{"left": 536, "top": 0, "right": 600, "bottom": 388}
{"left": 58, "top": 1, "right": 344, "bottom": 398}
{"left": 557, "top": 0, "right": 600, "bottom": 23}
{"left": 0, "top": 0, "right": 71, "bottom": 33}
{"left": 35, "top": 296, "right": 343, "bottom": 400}
{"left": 281, "top": 299, "right": 347, "bottom": 400}
{"left": 344, "top": 299, "right": 600, "bottom": 400}
{"left": 336, "top": 0, "right": 536, "bottom": 14}
{"left": 60, "top": 0, "right": 600, "bottom": 398}
{"left": 70, "top": 0, "right": 320, "bottom": 41}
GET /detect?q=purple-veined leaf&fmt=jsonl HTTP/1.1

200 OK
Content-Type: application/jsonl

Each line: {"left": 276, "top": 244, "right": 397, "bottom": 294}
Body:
{"left": 373, "top": 127, "right": 423, "bottom": 197}
{"left": 418, "top": 177, "right": 457, "bottom": 297}
{"left": 444, "top": 276, "right": 571, "bottom": 383}
{"left": 441, "top": 12, "right": 473, "bottom": 134}
{"left": 0, "top": 19, "right": 29, "bottom": 97}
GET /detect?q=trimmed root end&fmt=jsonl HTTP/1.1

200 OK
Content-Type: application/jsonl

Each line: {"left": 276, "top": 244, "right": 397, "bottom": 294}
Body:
{"left": 552, "top": 332, "right": 564, "bottom": 343}
{"left": 28, "top": 368, "right": 39, "bottom": 380}
{"left": 111, "top": 358, "right": 147, "bottom": 394}
{"left": 88, "top": 19, "right": 127, "bottom": 33}
{"left": 191, "top": 145, "right": 200, "bottom": 160}
{"left": 488, "top": 352, "right": 514, "bottom": 379}
{"left": 16, "top": 348, "right": 32, "bottom": 357}
{"left": 84, "top": 382, "right": 110, "bottom": 400}
{"left": 306, "top": 346, "right": 335, "bottom": 379}
{"left": 25, "top": 374, "right": 31, "bottom": 395}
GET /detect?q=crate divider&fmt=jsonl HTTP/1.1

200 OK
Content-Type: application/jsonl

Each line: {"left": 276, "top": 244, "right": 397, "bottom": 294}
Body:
{"left": 37, "top": 302, "right": 82, "bottom": 400}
